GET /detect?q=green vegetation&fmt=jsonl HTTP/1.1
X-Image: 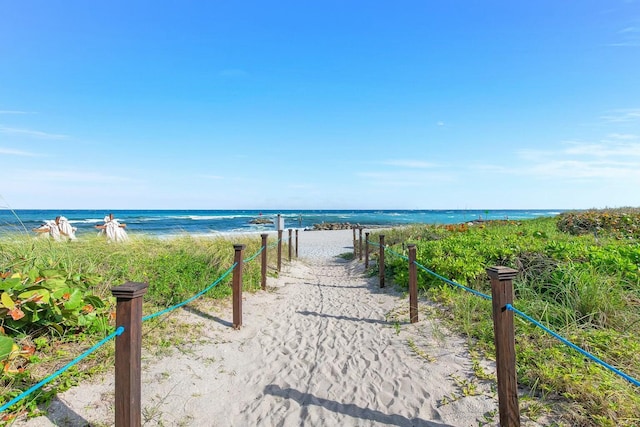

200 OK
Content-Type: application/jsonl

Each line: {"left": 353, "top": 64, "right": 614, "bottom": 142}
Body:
{"left": 0, "top": 234, "right": 267, "bottom": 421}
{"left": 374, "top": 209, "right": 640, "bottom": 426}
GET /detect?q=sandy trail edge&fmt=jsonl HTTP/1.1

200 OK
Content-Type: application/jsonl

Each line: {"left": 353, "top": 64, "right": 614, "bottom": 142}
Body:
{"left": 14, "top": 229, "right": 555, "bottom": 427}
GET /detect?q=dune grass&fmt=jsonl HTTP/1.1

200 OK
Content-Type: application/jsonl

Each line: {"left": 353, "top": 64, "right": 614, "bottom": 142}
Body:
{"left": 0, "top": 233, "right": 273, "bottom": 420}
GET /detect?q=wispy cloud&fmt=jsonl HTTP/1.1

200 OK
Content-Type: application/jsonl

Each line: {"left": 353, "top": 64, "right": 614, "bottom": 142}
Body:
{"left": 599, "top": 109, "right": 640, "bottom": 123}
{"left": 562, "top": 141, "right": 640, "bottom": 157}
{"left": 477, "top": 137, "right": 640, "bottom": 182}
{"left": 0, "top": 125, "right": 67, "bottom": 139}
{"left": 606, "top": 133, "right": 638, "bottom": 140}
{"left": 0, "top": 110, "right": 34, "bottom": 115}
{"left": 0, "top": 147, "right": 42, "bottom": 157}
{"left": 356, "top": 170, "right": 455, "bottom": 187}
{"left": 12, "top": 169, "right": 132, "bottom": 184}
{"left": 381, "top": 159, "right": 439, "bottom": 168}
{"left": 606, "top": 25, "right": 640, "bottom": 47}
{"left": 619, "top": 26, "right": 640, "bottom": 34}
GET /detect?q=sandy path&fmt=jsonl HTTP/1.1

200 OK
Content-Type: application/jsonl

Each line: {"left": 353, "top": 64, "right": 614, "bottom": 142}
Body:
{"left": 15, "top": 230, "right": 552, "bottom": 427}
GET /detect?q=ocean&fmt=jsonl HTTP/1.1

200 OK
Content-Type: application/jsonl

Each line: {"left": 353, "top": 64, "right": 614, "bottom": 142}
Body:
{"left": 0, "top": 209, "right": 564, "bottom": 239}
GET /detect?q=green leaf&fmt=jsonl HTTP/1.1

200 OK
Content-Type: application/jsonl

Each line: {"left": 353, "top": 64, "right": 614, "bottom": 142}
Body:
{"left": 40, "top": 269, "right": 63, "bottom": 278}
{"left": 83, "top": 295, "right": 106, "bottom": 309}
{"left": 45, "top": 278, "right": 68, "bottom": 290}
{"left": 63, "top": 289, "right": 84, "bottom": 311}
{"left": 0, "top": 277, "right": 22, "bottom": 291}
{"left": 28, "top": 267, "right": 40, "bottom": 283}
{"left": 0, "top": 335, "right": 16, "bottom": 361}
{"left": 18, "top": 289, "right": 51, "bottom": 304}
{"left": 1, "top": 292, "right": 16, "bottom": 309}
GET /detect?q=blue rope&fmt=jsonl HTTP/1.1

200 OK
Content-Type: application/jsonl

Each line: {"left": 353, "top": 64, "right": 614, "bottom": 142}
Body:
{"left": 142, "top": 263, "right": 237, "bottom": 322}
{"left": 268, "top": 240, "right": 279, "bottom": 249}
{"left": 414, "top": 261, "right": 492, "bottom": 301}
{"left": 385, "top": 247, "right": 409, "bottom": 261}
{"left": 0, "top": 326, "right": 124, "bottom": 413}
{"left": 368, "top": 240, "right": 380, "bottom": 247}
{"left": 506, "top": 304, "right": 640, "bottom": 388}
{"left": 244, "top": 245, "right": 265, "bottom": 263}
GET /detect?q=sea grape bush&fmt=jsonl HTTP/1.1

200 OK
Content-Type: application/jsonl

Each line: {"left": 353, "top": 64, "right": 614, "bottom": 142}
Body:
{"left": 0, "top": 262, "right": 109, "bottom": 368}
{"left": 557, "top": 208, "right": 640, "bottom": 238}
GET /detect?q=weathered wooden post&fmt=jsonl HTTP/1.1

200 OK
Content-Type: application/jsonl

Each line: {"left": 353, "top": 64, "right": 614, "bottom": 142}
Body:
{"left": 233, "top": 245, "right": 246, "bottom": 329}
{"left": 352, "top": 227, "right": 357, "bottom": 257}
{"left": 277, "top": 230, "right": 283, "bottom": 272}
{"left": 288, "top": 229, "right": 292, "bottom": 262}
{"left": 379, "top": 234, "right": 385, "bottom": 288}
{"left": 408, "top": 244, "right": 418, "bottom": 323}
{"left": 112, "top": 281, "right": 148, "bottom": 427}
{"left": 295, "top": 229, "right": 299, "bottom": 258}
{"left": 364, "top": 232, "right": 370, "bottom": 268}
{"left": 358, "top": 227, "right": 363, "bottom": 261}
{"left": 260, "top": 233, "right": 268, "bottom": 291}
{"left": 487, "top": 266, "right": 520, "bottom": 427}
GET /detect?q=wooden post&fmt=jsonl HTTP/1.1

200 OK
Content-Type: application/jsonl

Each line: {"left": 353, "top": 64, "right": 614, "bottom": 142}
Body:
{"left": 288, "top": 229, "right": 292, "bottom": 262}
{"left": 277, "top": 230, "right": 283, "bottom": 272}
{"left": 358, "top": 227, "right": 363, "bottom": 261}
{"left": 260, "top": 234, "right": 268, "bottom": 291}
{"left": 352, "top": 227, "right": 357, "bottom": 257}
{"left": 487, "top": 266, "right": 520, "bottom": 427}
{"left": 233, "top": 244, "right": 245, "bottom": 329}
{"left": 364, "top": 232, "right": 370, "bottom": 268}
{"left": 408, "top": 244, "right": 418, "bottom": 323}
{"left": 379, "top": 234, "right": 385, "bottom": 288}
{"left": 112, "top": 281, "right": 148, "bottom": 427}
{"left": 295, "top": 229, "right": 299, "bottom": 258}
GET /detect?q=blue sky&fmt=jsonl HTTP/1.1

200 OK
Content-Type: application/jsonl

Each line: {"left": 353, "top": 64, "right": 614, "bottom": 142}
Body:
{"left": 1, "top": 1, "right": 639, "bottom": 210}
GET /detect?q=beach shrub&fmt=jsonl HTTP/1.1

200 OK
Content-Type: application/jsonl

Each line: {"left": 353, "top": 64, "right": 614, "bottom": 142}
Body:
{"left": 557, "top": 207, "right": 640, "bottom": 238}
{"left": 374, "top": 214, "right": 640, "bottom": 425}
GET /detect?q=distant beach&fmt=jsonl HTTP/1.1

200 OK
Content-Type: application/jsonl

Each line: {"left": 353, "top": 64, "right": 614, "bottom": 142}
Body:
{"left": 0, "top": 209, "right": 564, "bottom": 239}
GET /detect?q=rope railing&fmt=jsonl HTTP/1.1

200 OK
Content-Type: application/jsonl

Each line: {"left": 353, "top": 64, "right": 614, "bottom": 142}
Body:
{"left": 506, "top": 304, "right": 640, "bottom": 388}
{"left": 414, "top": 261, "right": 492, "bottom": 301}
{"left": 142, "top": 263, "right": 236, "bottom": 322}
{"left": 243, "top": 245, "right": 265, "bottom": 263}
{"left": 0, "top": 326, "right": 125, "bottom": 413}
{"left": 367, "top": 231, "right": 639, "bottom": 426}
{"left": 0, "top": 228, "right": 300, "bottom": 423}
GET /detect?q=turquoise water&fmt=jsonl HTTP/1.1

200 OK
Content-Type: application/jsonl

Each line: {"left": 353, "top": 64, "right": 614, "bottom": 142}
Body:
{"left": 0, "top": 209, "right": 564, "bottom": 238}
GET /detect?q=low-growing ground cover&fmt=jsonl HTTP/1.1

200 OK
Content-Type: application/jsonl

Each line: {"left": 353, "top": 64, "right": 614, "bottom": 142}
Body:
{"left": 0, "top": 234, "right": 270, "bottom": 421}
{"left": 374, "top": 210, "right": 640, "bottom": 426}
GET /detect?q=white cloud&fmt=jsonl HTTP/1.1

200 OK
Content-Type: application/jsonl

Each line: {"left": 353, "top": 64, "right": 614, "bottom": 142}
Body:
{"left": 0, "top": 125, "right": 67, "bottom": 139}
{"left": 600, "top": 109, "right": 640, "bottom": 123}
{"left": 480, "top": 137, "right": 640, "bottom": 183}
{"left": 0, "top": 147, "right": 41, "bottom": 157}
{"left": 437, "top": 121, "right": 445, "bottom": 126}
{"left": 606, "top": 133, "right": 638, "bottom": 140}
{"left": 381, "top": 159, "right": 439, "bottom": 168}
{"left": 0, "top": 110, "right": 34, "bottom": 115}
{"left": 356, "top": 170, "right": 455, "bottom": 186}
{"left": 619, "top": 26, "right": 640, "bottom": 34}
{"left": 562, "top": 141, "right": 640, "bottom": 157}
{"left": 8, "top": 169, "right": 132, "bottom": 184}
